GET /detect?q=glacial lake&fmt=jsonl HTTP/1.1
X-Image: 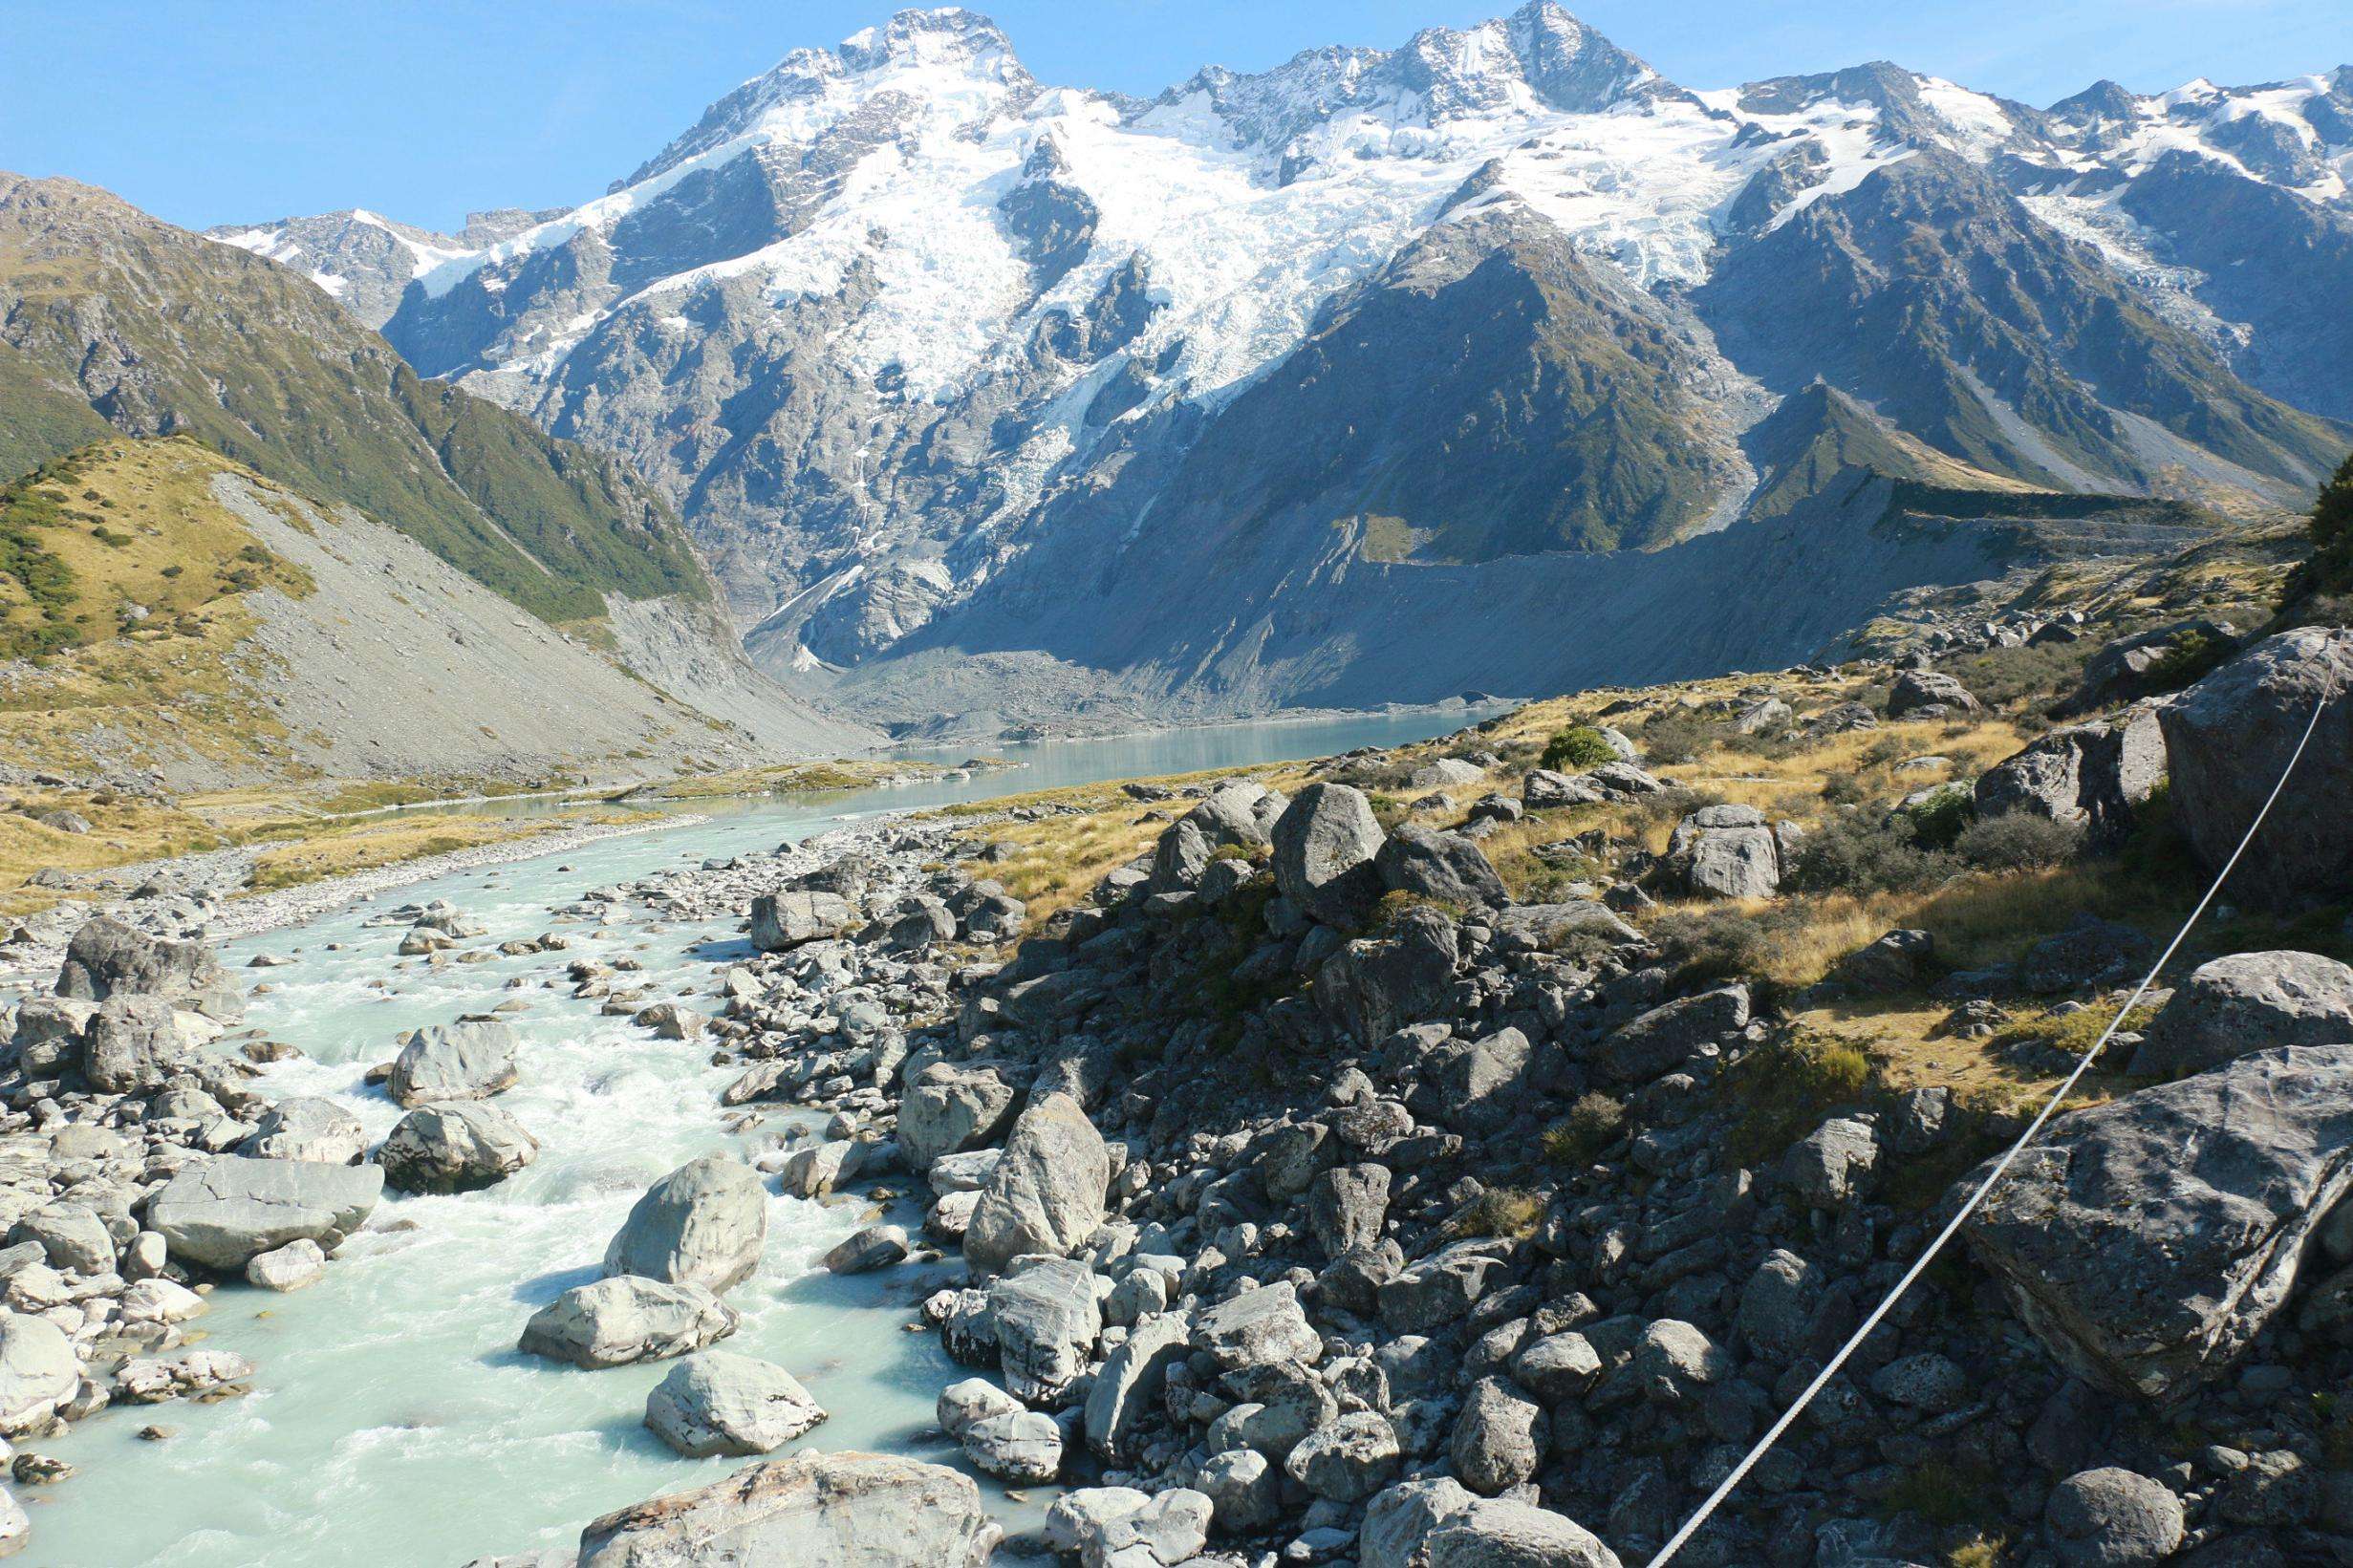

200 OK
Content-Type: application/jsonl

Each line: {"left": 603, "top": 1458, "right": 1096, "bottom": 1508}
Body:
{"left": 32, "top": 709, "right": 1480, "bottom": 1567}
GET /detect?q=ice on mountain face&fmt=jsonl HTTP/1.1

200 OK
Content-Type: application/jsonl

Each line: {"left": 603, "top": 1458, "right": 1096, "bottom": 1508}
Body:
{"left": 1913, "top": 77, "right": 2019, "bottom": 161}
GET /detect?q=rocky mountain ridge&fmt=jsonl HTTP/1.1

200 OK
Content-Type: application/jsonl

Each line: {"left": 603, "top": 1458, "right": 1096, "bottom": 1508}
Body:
{"left": 208, "top": 8, "right": 2353, "bottom": 739}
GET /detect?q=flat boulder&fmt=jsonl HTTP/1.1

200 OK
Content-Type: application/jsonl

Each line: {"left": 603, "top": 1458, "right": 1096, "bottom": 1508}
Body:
{"left": 1425, "top": 1497, "right": 1623, "bottom": 1567}
{"left": 2137, "top": 950, "right": 2353, "bottom": 1079}
{"left": 379, "top": 1102, "right": 539, "bottom": 1193}
{"left": 963, "top": 1093, "right": 1109, "bottom": 1275}
{"left": 2158, "top": 627, "right": 2353, "bottom": 905}
{"left": 576, "top": 1450, "right": 998, "bottom": 1567}
{"left": 241, "top": 1097, "right": 367, "bottom": 1165}
{"left": 146, "top": 1155, "right": 382, "bottom": 1271}
{"left": 388, "top": 1021, "right": 519, "bottom": 1107}
{"left": 1667, "top": 805, "right": 1781, "bottom": 900}
{"left": 749, "top": 891, "right": 854, "bottom": 952}
{"left": 521, "top": 1277, "right": 739, "bottom": 1368}
{"left": 603, "top": 1154, "right": 766, "bottom": 1295}
{"left": 1272, "top": 784, "right": 1386, "bottom": 929}
{"left": 644, "top": 1351, "right": 827, "bottom": 1456}
{"left": 1888, "top": 668, "right": 1980, "bottom": 717}
{"left": 1964, "top": 1045, "right": 2353, "bottom": 1400}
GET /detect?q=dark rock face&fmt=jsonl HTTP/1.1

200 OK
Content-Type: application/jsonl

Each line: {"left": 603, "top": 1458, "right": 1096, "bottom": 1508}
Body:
{"left": 2158, "top": 628, "right": 2353, "bottom": 906}
{"left": 1965, "top": 1046, "right": 2353, "bottom": 1401}
{"left": 1974, "top": 709, "right": 2164, "bottom": 842}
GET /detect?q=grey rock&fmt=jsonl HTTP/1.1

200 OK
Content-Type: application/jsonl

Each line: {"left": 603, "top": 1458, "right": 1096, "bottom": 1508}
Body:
{"left": 388, "top": 1021, "right": 519, "bottom": 1107}
{"left": 245, "top": 1237, "right": 326, "bottom": 1292}
{"left": 822, "top": 1224, "right": 908, "bottom": 1275}
{"left": 750, "top": 890, "right": 854, "bottom": 951}
{"left": 1425, "top": 1497, "right": 1623, "bottom": 1567}
{"left": 1668, "top": 805, "right": 1781, "bottom": 899}
{"left": 520, "top": 1277, "right": 739, "bottom": 1368}
{"left": 1308, "top": 1164, "right": 1391, "bottom": 1259}
{"left": 380, "top": 1102, "right": 538, "bottom": 1193}
{"left": 1317, "top": 907, "right": 1460, "bottom": 1050}
{"left": 1522, "top": 770, "right": 1604, "bottom": 809}
{"left": 1198, "top": 1447, "right": 1284, "bottom": 1534}
{"left": 83, "top": 994, "right": 198, "bottom": 1094}
{"left": 2138, "top": 950, "right": 2353, "bottom": 1078}
{"left": 2045, "top": 1467, "right": 2185, "bottom": 1565}
{"left": 1363, "top": 1477, "right": 1479, "bottom": 1568}
{"left": 1965, "top": 1045, "right": 2353, "bottom": 1399}
{"left": 1195, "top": 1281, "right": 1319, "bottom": 1371}
{"left": 1975, "top": 710, "right": 2164, "bottom": 842}
{"left": 898, "top": 1063, "right": 1016, "bottom": 1172}
{"left": 1599, "top": 985, "right": 1747, "bottom": 1085}
{"left": 1284, "top": 1409, "right": 1400, "bottom": 1501}
{"left": 990, "top": 1257, "right": 1100, "bottom": 1403}
{"left": 2158, "top": 627, "right": 2353, "bottom": 906}
{"left": 0, "top": 1312, "right": 78, "bottom": 1435}
{"left": 55, "top": 915, "right": 223, "bottom": 1007}
{"left": 9, "top": 1202, "right": 111, "bottom": 1276}
{"left": 961, "top": 1408, "right": 1062, "bottom": 1484}
{"left": 241, "top": 1097, "right": 367, "bottom": 1165}
{"left": 964, "top": 1093, "right": 1109, "bottom": 1275}
{"left": 147, "top": 1155, "right": 382, "bottom": 1271}
{"left": 644, "top": 1351, "right": 827, "bottom": 1456}
{"left": 602, "top": 1155, "right": 766, "bottom": 1295}
{"left": 1273, "top": 784, "right": 1386, "bottom": 928}
{"left": 1450, "top": 1376, "right": 1546, "bottom": 1493}
{"left": 1085, "top": 1307, "right": 1188, "bottom": 1460}
{"left": 575, "top": 1450, "right": 998, "bottom": 1567}
{"left": 1376, "top": 825, "right": 1510, "bottom": 911}
{"left": 1781, "top": 1116, "right": 1879, "bottom": 1208}
{"left": 1888, "top": 669, "right": 1980, "bottom": 717}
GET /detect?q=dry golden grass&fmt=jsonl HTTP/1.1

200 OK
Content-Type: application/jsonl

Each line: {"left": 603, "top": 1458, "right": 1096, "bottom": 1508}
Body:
{"left": 243, "top": 806, "right": 631, "bottom": 893}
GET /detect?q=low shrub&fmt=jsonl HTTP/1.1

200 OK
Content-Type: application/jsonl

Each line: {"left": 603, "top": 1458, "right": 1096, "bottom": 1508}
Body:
{"left": 1540, "top": 725, "right": 1619, "bottom": 772}
{"left": 1543, "top": 1092, "right": 1627, "bottom": 1165}
{"left": 1954, "top": 810, "right": 2084, "bottom": 872}
{"left": 1650, "top": 906, "right": 1803, "bottom": 990}
{"left": 1640, "top": 712, "right": 1724, "bottom": 765}
{"left": 1785, "top": 813, "right": 1959, "bottom": 896}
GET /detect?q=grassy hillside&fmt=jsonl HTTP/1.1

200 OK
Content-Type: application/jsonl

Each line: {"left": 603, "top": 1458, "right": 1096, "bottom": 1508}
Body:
{"left": 0, "top": 173, "right": 706, "bottom": 624}
{"left": 0, "top": 439, "right": 314, "bottom": 774}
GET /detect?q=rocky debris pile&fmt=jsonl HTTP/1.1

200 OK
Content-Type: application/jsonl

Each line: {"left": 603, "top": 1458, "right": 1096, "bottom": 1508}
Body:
{"left": 584, "top": 701, "right": 2353, "bottom": 1568}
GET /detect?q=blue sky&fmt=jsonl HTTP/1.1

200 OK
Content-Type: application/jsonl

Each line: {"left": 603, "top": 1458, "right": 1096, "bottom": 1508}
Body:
{"left": 4, "top": 0, "right": 2345, "bottom": 233}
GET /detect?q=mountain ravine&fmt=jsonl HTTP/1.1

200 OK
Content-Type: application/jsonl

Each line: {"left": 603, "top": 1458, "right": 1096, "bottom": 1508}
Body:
{"left": 216, "top": 4, "right": 2353, "bottom": 739}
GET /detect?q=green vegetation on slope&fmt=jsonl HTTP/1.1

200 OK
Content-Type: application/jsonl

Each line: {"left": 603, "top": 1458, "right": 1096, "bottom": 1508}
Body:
{"left": 0, "top": 173, "right": 705, "bottom": 624}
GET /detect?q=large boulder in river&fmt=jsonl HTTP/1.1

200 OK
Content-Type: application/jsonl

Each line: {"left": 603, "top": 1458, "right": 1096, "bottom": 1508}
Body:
{"left": 1964, "top": 1045, "right": 2353, "bottom": 1400}
{"left": 644, "top": 1351, "right": 828, "bottom": 1457}
{"left": 0, "top": 1311, "right": 80, "bottom": 1435}
{"left": 146, "top": 1155, "right": 383, "bottom": 1271}
{"left": 1975, "top": 709, "right": 2164, "bottom": 843}
{"left": 576, "top": 1450, "right": 999, "bottom": 1567}
{"left": 603, "top": 1154, "right": 766, "bottom": 1294}
{"left": 55, "top": 915, "right": 224, "bottom": 1007}
{"left": 387, "top": 1021, "right": 519, "bottom": 1107}
{"left": 241, "top": 1097, "right": 367, "bottom": 1165}
{"left": 379, "top": 1102, "right": 539, "bottom": 1193}
{"left": 1375, "top": 825, "right": 1509, "bottom": 911}
{"left": 749, "top": 891, "right": 853, "bottom": 952}
{"left": 963, "top": 1093, "right": 1109, "bottom": 1275}
{"left": 2136, "top": 950, "right": 2353, "bottom": 1079}
{"left": 2157, "top": 626, "right": 2353, "bottom": 906}
{"left": 1272, "top": 784, "right": 1386, "bottom": 928}
{"left": 521, "top": 1276, "right": 739, "bottom": 1368}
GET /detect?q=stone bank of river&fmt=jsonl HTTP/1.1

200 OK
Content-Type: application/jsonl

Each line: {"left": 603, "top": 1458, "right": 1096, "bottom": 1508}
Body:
{"left": 30, "top": 711, "right": 1475, "bottom": 1567}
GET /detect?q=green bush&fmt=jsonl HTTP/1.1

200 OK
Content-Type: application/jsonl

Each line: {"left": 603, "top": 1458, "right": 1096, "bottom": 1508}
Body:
{"left": 1785, "top": 813, "right": 1959, "bottom": 895}
{"left": 1900, "top": 785, "right": 1975, "bottom": 850}
{"left": 2141, "top": 628, "right": 2231, "bottom": 694}
{"left": 1954, "top": 811, "right": 2084, "bottom": 872}
{"left": 1540, "top": 725, "right": 1618, "bottom": 772}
